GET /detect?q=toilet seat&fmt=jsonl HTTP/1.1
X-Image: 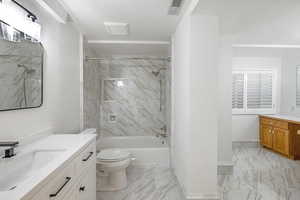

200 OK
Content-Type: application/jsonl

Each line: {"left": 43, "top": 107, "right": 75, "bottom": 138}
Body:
{"left": 97, "top": 148, "right": 130, "bottom": 162}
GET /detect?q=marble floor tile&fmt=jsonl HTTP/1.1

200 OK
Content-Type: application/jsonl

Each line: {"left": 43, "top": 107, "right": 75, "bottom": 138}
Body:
{"left": 219, "top": 146, "right": 300, "bottom": 200}
{"left": 97, "top": 146, "right": 300, "bottom": 200}
{"left": 97, "top": 165, "right": 185, "bottom": 200}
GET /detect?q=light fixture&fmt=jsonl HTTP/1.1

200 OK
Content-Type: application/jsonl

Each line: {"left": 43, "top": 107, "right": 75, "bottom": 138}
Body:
{"left": 0, "top": 0, "right": 41, "bottom": 40}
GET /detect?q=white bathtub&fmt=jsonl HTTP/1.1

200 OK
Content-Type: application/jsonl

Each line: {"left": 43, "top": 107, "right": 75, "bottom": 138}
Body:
{"left": 97, "top": 136, "right": 170, "bottom": 167}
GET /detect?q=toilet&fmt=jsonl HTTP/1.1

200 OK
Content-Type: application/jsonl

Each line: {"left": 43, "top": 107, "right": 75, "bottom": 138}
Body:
{"left": 97, "top": 148, "right": 131, "bottom": 191}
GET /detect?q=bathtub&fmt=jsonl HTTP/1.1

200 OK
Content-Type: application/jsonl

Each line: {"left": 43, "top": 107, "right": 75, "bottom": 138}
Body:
{"left": 97, "top": 136, "right": 170, "bottom": 167}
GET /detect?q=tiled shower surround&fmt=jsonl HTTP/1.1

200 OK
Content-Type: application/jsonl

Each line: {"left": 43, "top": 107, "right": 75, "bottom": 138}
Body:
{"left": 83, "top": 56, "right": 170, "bottom": 137}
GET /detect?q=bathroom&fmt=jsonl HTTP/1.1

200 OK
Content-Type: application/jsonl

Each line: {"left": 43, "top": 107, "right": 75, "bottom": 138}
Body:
{"left": 1, "top": 0, "right": 300, "bottom": 200}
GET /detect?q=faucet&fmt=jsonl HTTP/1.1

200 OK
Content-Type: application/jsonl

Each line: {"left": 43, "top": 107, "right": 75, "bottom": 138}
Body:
{"left": 156, "top": 125, "right": 168, "bottom": 138}
{"left": 0, "top": 141, "right": 19, "bottom": 158}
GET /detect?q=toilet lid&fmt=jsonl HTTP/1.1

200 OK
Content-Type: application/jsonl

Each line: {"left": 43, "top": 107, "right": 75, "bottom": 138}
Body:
{"left": 98, "top": 148, "right": 130, "bottom": 161}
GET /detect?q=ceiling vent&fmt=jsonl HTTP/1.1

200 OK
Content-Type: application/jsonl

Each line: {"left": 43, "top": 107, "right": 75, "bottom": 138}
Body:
{"left": 168, "top": 0, "right": 183, "bottom": 15}
{"left": 104, "top": 22, "right": 129, "bottom": 35}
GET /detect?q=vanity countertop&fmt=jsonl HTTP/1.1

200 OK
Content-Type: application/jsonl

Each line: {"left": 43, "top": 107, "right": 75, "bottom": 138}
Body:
{"left": 0, "top": 133, "right": 96, "bottom": 200}
{"left": 260, "top": 114, "right": 300, "bottom": 124}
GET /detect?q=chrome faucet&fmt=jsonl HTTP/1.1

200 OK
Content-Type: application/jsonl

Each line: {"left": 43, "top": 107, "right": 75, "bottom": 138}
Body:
{"left": 156, "top": 125, "right": 168, "bottom": 138}
{"left": 0, "top": 141, "right": 19, "bottom": 158}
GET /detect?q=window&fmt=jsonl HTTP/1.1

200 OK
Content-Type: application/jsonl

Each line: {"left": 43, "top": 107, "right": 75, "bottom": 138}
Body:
{"left": 232, "top": 70, "right": 276, "bottom": 114}
{"left": 296, "top": 67, "right": 300, "bottom": 107}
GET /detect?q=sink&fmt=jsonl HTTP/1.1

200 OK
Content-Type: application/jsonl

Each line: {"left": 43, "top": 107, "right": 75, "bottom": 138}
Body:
{"left": 0, "top": 149, "right": 66, "bottom": 191}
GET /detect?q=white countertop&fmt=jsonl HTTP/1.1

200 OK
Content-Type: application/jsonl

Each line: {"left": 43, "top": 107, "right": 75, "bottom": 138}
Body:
{"left": 261, "top": 114, "right": 300, "bottom": 123}
{"left": 0, "top": 133, "right": 96, "bottom": 200}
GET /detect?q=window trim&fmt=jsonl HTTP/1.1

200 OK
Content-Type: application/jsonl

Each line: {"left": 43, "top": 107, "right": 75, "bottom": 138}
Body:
{"left": 232, "top": 69, "right": 277, "bottom": 115}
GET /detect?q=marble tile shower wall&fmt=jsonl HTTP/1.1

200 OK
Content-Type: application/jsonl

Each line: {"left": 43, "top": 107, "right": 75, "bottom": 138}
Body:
{"left": 83, "top": 56, "right": 102, "bottom": 133}
{"left": 83, "top": 56, "right": 170, "bottom": 137}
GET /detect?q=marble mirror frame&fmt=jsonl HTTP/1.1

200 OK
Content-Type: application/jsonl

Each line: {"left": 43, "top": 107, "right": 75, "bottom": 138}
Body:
{"left": 0, "top": 20, "right": 44, "bottom": 112}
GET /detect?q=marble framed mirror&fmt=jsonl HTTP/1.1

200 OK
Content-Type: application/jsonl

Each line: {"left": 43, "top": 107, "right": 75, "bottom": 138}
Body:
{"left": 0, "top": 21, "right": 43, "bottom": 111}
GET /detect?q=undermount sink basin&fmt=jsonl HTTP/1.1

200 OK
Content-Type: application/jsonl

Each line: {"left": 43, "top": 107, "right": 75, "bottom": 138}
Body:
{"left": 0, "top": 149, "right": 66, "bottom": 192}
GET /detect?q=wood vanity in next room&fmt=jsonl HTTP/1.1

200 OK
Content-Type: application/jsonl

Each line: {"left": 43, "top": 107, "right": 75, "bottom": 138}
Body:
{"left": 259, "top": 115, "right": 300, "bottom": 160}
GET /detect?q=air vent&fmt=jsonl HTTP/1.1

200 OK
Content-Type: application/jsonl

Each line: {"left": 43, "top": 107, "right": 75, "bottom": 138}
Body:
{"left": 104, "top": 22, "right": 129, "bottom": 35}
{"left": 168, "top": 0, "right": 183, "bottom": 15}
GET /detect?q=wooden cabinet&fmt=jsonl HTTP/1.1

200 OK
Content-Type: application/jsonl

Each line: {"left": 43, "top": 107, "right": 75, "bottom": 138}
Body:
{"left": 273, "top": 128, "right": 289, "bottom": 156}
{"left": 259, "top": 116, "right": 300, "bottom": 159}
{"left": 261, "top": 124, "right": 273, "bottom": 148}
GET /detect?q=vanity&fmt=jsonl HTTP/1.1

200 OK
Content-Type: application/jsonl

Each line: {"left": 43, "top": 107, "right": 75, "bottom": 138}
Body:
{"left": 259, "top": 114, "right": 300, "bottom": 160}
{"left": 0, "top": 133, "right": 96, "bottom": 200}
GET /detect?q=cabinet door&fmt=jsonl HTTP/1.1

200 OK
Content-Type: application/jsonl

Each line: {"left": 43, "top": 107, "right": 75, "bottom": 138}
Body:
{"left": 62, "top": 188, "right": 77, "bottom": 200}
{"left": 261, "top": 124, "right": 273, "bottom": 148}
{"left": 273, "top": 128, "right": 289, "bottom": 156}
{"left": 77, "top": 164, "right": 96, "bottom": 200}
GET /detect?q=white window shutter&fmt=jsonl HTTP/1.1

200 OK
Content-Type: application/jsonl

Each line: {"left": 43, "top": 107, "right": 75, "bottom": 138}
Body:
{"left": 232, "top": 73, "right": 244, "bottom": 109}
{"left": 247, "top": 72, "right": 273, "bottom": 109}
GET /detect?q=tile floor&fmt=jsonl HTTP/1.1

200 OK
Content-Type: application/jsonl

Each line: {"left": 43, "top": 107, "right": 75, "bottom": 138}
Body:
{"left": 219, "top": 146, "right": 300, "bottom": 200}
{"left": 97, "top": 165, "right": 184, "bottom": 200}
{"left": 97, "top": 146, "right": 300, "bottom": 200}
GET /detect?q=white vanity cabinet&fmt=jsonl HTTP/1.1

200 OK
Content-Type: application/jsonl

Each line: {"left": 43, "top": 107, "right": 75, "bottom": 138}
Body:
{"left": 76, "top": 164, "right": 96, "bottom": 200}
{"left": 27, "top": 140, "right": 96, "bottom": 200}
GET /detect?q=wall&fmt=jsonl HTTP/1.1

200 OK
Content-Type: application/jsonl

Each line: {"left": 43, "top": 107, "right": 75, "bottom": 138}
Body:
{"left": 231, "top": 47, "right": 300, "bottom": 141}
{"left": 171, "top": 14, "right": 190, "bottom": 195}
{"left": 280, "top": 49, "right": 300, "bottom": 114}
{"left": 217, "top": 38, "right": 233, "bottom": 164}
{"left": 0, "top": 0, "right": 81, "bottom": 140}
{"left": 172, "top": 11, "right": 219, "bottom": 198}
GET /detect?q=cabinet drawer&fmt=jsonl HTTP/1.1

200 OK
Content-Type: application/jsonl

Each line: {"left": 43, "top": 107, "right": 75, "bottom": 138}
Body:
{"left": 261, "top": 118, "right": 275, "bottom": 126}
{"left": 76, "top": 141, "right": 96, "bottom": 175}
{"left": 274, "top": 120, "right": 288, "bottom": 129}
{"left": 260, "top": 118, "right": 288, "bottom": 129}
{"left": 31, "top": 162, "right": 76, "bottom": 200}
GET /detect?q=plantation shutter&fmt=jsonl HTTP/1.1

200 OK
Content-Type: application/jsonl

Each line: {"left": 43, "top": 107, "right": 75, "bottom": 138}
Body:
{"left": 232, "top": 73, "right": 244, "bottom": 109}
{"left": 247, "top": 72, "right": 273, "bottom": 109}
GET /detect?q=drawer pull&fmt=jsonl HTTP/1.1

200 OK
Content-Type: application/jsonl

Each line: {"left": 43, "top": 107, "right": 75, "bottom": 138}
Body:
{"left": 79, "top": 186, "right": 85, "bottom": 192}
{"left": 297, "top": 130, "right": 300, "bottom": 135}
{"left": 82, "top": 152, "right": 94, "bottom": 162}
{"left": 49, "top": 177, "right": 71, "bottom": 198}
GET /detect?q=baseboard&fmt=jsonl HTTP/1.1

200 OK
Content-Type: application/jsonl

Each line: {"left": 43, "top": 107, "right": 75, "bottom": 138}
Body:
{"left": 232, "top": 141, "right": 260, "bottom": 148}
{"left": 218, "top": 161, "right": 234, "bottom": 175}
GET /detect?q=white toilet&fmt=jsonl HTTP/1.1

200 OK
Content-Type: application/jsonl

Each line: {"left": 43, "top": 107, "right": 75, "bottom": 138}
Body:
{"left": 97, "top": 148, "right": 131, "bottom": 191}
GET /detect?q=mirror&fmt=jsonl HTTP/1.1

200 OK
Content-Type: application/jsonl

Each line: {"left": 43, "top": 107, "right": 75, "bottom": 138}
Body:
{"left": 0, "top": 21, "right": 43, "bottom": 111}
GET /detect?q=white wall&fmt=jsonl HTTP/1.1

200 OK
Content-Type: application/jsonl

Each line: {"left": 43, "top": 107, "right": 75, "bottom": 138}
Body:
{"left": 172, "top": 13, "right": 190, "bottom": 195}
{"left": 280, "top": 49, "right": 300, "bottom": 114}
{"left": 172, "top": 11, "right": 219, "bottom": 198}
{"left": 0, "top": 0, "right": 81, "bottom": 140}
{"left": 217, "top": 38, "right": 233, "bottom": 164}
